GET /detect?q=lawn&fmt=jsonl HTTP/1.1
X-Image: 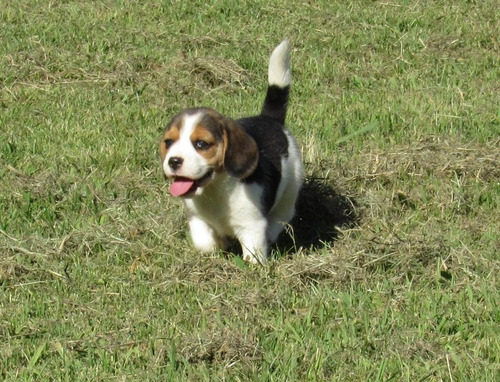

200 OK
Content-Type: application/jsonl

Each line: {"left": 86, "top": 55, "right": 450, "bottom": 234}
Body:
{"left": 1, "top": 0, "right": 499, "bottom": 380}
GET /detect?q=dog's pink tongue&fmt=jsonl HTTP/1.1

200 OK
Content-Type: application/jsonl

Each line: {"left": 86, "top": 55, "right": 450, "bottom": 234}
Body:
{"left": 170, "top": 178, "right": 195, "bottom": 197}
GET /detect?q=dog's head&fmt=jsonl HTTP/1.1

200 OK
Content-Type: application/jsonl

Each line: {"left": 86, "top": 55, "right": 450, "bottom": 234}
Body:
{"left": 160, "top": 108, "right": 259, "bottom": 197}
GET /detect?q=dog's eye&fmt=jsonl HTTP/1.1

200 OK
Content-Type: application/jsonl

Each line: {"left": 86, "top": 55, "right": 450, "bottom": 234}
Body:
{"left": 164, "top": 139, "right": 174, "bottom": 149}
{"left": 194, "top": 140, "right": 211, "bottom": 150}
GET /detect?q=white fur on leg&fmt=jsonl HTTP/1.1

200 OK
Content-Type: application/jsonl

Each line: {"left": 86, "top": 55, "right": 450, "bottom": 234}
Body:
{"left": 188, "top": 215, "right": 220, "bottom": 253}
{"left": 237, "top": 225, "right": 269, "bottom": 265}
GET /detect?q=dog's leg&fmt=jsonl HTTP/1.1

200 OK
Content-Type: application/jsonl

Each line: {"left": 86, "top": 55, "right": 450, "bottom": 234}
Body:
{"left": 268, "top": 220, "right": 288, "bottom": 243}
{"left": 188, "top": 215, "right": 221, "bottom": 253}
{"left": 268, "top": 193, "right": 299, "bottom": 243}
{"left": 268, "top": 136, "right": 303, "bottom": 243}
{"left": 237, "top": 224, "right": 269, "bottom": 264}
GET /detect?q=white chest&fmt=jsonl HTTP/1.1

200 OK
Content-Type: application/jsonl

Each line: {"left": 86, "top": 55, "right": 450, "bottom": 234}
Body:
{"left": 184, "top": 178, "right": 265, "bottom": 237}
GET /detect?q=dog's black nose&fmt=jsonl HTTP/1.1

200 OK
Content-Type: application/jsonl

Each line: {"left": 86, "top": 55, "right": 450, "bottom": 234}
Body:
{"left": 168, "top": 156, "right": 183, "bottom": 170}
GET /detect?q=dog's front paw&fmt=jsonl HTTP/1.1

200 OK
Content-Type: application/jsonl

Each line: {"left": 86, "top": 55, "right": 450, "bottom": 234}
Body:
{"left": 243, "top": 251, "right": 268, "bottom": 265}
{"left": 189, "top": 216, "right": 220, "bottom": 253}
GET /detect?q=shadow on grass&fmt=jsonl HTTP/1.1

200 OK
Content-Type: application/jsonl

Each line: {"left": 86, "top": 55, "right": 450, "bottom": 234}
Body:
{"left": 275, "top": 177, "right": 358, "bottom": 254}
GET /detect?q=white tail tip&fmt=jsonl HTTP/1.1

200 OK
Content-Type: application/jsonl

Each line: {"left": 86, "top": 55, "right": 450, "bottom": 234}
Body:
{"left": 268, "top": 40, "right": 291, "bottom": 88}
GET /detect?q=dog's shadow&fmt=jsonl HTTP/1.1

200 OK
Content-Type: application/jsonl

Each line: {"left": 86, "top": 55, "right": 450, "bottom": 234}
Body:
{"left": 274, "top": 177, "right": 358, "bottom": 254}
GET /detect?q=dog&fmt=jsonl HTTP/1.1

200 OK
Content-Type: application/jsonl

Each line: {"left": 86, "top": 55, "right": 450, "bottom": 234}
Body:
{"left": 160, "top": 40, "right": 303, "bottom": 264}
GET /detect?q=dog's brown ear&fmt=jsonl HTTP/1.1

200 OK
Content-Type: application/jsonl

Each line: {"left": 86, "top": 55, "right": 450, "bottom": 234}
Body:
{"left": 221, "top": 117, "right": 259, "bottom": 179}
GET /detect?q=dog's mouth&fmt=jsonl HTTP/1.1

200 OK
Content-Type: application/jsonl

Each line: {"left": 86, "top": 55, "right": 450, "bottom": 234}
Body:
{"left": 169, "top": 170, "right": 214, "bottom": 197}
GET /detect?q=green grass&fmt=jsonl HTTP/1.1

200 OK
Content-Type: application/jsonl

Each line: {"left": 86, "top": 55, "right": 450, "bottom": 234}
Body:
{"left": 1, "top": 0, "right": 499, "bottom": 380}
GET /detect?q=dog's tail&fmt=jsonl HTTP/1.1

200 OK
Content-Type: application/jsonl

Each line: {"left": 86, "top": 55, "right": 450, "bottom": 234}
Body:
{"left": 261, "top": 40, "right": 291, "bottom": 125}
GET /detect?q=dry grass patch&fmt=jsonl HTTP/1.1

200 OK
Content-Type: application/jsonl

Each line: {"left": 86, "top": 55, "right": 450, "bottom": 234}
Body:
{"left": 179, "top": 329, "right": 261, "bottom": 365}
{"left": 174, "top": 55, "right": 249, "bottom": 93}
{"left": 355, "top": 138, "right": 500, "bottom": 183}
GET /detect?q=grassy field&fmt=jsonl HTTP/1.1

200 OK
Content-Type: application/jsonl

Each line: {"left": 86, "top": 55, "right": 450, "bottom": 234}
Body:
{"left": 1, "top": 0, "right": 499, "bottom": 380}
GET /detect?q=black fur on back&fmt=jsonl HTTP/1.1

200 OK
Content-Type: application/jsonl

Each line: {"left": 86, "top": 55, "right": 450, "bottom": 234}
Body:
{"left": 237, "top": 115, "right": 289, "bottom": 213}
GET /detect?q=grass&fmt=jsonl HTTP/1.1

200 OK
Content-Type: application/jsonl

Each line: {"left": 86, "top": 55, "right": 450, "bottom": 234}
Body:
{"left": 1, "top": 0, "right": 499, "bottom": 380}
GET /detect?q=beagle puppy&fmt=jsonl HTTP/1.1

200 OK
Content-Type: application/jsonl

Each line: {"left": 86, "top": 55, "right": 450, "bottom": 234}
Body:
{"left": 160, "top": 40, "right": 303, "bottom": 264}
